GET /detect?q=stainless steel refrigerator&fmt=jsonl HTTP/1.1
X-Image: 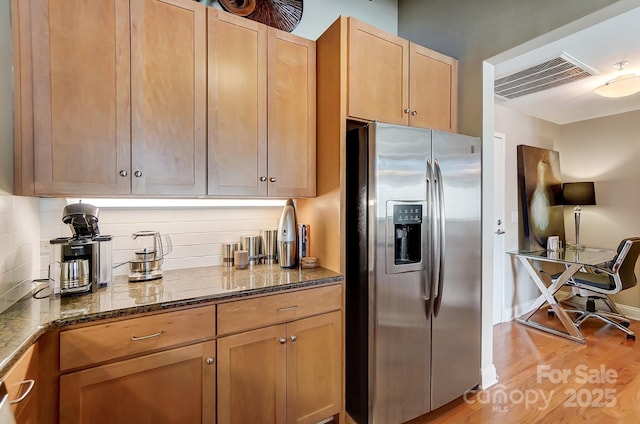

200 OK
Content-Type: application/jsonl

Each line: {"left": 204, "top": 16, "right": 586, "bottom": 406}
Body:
{"left": 345, "top": 122, "right": 481, "bottom": 424}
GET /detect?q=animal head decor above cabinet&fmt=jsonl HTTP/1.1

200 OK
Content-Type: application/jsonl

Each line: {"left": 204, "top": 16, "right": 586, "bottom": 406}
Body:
{"left": 216, "top": 0, "right": 303, "bottom": 32}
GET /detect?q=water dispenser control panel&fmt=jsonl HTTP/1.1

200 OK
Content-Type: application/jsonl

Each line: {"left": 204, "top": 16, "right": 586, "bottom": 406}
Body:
{"left": 386, "top": 201, "right": 425, "bottom": 274}
{"left": 393, "top": 204, "right": 422, "bottom": 225}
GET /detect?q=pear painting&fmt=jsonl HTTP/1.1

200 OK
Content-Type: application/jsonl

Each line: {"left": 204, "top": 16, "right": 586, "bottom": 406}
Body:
{"left": 517, "top": 146, "right": 565, "bottom": 251}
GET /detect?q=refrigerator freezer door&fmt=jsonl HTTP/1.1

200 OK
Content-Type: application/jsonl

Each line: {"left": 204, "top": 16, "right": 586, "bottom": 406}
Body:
{"left": 430, "top": 130, "right": 482, "bottom": 409}
{"left": 370, "top": 123, "right": 433, "bottom": 423}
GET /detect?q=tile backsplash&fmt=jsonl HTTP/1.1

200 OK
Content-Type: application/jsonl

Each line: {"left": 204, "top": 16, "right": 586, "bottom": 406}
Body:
{"left": 39, "top": 198, "right": 283, "bottom": 277}
{"left": 0, "top": 194, "right": 41, "bottom": 312}
{"left": 0, "top": 196, "right": 284, "bottom": 312}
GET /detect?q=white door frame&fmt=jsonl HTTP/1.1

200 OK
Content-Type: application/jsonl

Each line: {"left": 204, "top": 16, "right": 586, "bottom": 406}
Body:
{"left": 492, "top": 132, "right": 507, "bottom": 325}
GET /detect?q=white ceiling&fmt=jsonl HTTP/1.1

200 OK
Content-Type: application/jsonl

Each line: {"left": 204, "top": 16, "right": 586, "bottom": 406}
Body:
{"left": 493, "top": 7, "right": 640, "bottom": 125}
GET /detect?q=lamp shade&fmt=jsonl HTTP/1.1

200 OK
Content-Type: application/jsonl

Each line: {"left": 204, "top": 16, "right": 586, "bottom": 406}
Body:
{"left": 593, "top": 74, "right": 640, "bottom": 98}
{"left": 562, "top": 182, "right": 596, "bottom": 206}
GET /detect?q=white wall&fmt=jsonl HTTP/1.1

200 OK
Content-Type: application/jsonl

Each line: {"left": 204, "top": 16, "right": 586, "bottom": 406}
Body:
{"left": 494, "top": 103, "right": 562, "bottom": 319}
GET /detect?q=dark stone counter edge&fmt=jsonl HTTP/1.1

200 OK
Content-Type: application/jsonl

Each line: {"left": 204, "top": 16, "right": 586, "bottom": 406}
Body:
{"left": 0, "top": 274, "right": 344, "bottom": 377}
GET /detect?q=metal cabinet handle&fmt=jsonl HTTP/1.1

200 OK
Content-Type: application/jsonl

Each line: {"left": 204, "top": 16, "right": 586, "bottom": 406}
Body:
{"left": 269, "top": 177, "right": 277, "bottom": 183}
{"left": 411, "top": 110, "right": 418, "bottom": 116}
{"left": 119, "top": 170, "right": 128, "bottom": 177}
{"left": 130, "top": 330, "right": 163, "bottom": 341}
{"left": 134, "top": 170, "right": 143, "bottom": 178}
{"left": 206, "top": 357, "right": 215, "bottom": 365}
{"left": 495, "top": 229, "right": 506, "bottom": 235}
{"left": 10, "top": 379, "right": 35, "bottom": 404}
{"left": 279, "top": 338, "right": 287, "bottom": 344}
{"left": 404, "top": 108, "right": 411, "bottom": 114}
{"left": 277, "top": 305, "right": 298, "bottom": 312}
{"left": 259, "top": 176, "right": 267, "bottom": 182}
{"left": 290, "top": 335, "right": 297, "bottom": 342}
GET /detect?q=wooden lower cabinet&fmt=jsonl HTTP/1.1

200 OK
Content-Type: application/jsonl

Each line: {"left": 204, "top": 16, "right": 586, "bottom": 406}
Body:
{"left": 217, "top": 311, "right": 341, "bottom": 424}
{"left": 2, "top": 343, "right": 39, "bottom": 424}
{"left": 286, "top": 311, "right": 341, "bottom": 424}
{"left": 59, "top": 341, "right": 216, "bottom": 424}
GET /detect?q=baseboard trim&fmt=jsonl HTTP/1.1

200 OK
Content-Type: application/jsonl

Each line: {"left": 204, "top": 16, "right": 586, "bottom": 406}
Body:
{"left": 503, "top": 301, "right": 534, "bottom": 322}
{"left": 616, "top": 303, "right": 640, "bottom": 321}
{"left": 480, "top": 364, "right": 498, "bottom": 389}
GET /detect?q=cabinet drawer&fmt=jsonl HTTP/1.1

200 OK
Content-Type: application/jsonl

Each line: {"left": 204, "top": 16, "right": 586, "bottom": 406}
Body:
{"left": 60, "top": 306, "right": 215, "bottom": 372}
{"left": 217, "top": 284, "right": 342, "bottom": 335}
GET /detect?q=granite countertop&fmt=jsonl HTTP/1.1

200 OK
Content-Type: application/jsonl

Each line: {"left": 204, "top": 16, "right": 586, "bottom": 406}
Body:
{"left": 0, "top": 264, "right": 343, "bottom": 376}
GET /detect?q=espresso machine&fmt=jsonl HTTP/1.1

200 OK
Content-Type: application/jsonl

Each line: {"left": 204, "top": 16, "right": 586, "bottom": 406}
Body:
{"left": 49, "top": 203, "right": 112, "bottom": 296}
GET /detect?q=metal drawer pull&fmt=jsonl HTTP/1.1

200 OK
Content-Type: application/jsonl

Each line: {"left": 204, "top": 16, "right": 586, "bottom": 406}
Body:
{"left": 130, "top": 330, "right": 163, "bottom": 341}
{"left": 277, "top": 306, "right": 298, "bottom": 312}
{"left": 279, "top": 338, "right": 287, "bottom": 344}
{"left": 290, "top": 335, "right": 297, "bottom": 342}
{"left": 10, "top": 379, "right": 35, "bottom": 404}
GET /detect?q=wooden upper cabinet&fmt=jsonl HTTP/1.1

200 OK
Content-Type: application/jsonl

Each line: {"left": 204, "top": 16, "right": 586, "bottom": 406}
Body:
{"left": 346, "top": 17, "right": 458, "bottom": 131}
{"left": 347, "top": 18, "right": 409, "bottom": 126}
{"left": 409, "top": 43, "right": 458, "bottom": 132}
{"left": 130, "top": 0, "right": 207, "bottom": 195}
{"left": 28, "top": 0, "right": 206, "bottom": 196}
{"left": 267, "top": 28, "right": 316, "bottom": 198}
{"left": 207, "top": 10, "right": 268, "bottom": 196}
{"left": 30, "top": 0, "right": 132, "bottom": 195}
{"left": 208, "top": 12, "right": 316, "bottom": 198}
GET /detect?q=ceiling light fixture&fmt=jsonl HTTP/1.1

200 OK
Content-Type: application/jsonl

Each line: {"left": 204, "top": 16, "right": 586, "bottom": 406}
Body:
{"left": 593, "top": 61, "right": 640, "bottom": 98}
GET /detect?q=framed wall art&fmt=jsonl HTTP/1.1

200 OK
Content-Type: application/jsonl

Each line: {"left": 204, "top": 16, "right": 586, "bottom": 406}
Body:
{"left": 517, "top": 145, "right": 565, "bottom": 251}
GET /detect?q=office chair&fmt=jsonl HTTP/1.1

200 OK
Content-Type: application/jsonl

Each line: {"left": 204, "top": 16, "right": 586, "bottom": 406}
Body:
{"left": 552, "top": 237, "right": 640, "bottom": 341}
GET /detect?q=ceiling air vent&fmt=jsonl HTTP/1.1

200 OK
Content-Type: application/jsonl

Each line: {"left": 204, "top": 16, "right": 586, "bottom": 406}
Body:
{"left": 494, "top": 53, "right": 598, "bottom": 99}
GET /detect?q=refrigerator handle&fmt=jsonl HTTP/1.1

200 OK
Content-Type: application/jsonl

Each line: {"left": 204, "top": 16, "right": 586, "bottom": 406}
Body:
{"left": 425, "top": 160, "right": 436, "bottom": 317}
{"left": 433, "top": 159, "right": 446, "bottom": 317}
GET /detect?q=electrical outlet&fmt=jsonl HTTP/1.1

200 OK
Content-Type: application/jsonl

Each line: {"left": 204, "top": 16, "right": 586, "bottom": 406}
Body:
{"left": 511, "top": 211, "right": 519, "bottom": 223}
{"left": 40, "top": 239, "right": 51, "bottom": 253}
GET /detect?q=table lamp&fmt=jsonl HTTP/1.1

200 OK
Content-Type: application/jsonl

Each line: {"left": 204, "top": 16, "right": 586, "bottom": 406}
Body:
{"left": 562, "top": 182, "right": 596, "bottom": 250}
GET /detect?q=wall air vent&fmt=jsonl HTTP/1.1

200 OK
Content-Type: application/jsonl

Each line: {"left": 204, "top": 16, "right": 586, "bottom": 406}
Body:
{"left": 494, "top": 54, "right": 598, "bottom": 99}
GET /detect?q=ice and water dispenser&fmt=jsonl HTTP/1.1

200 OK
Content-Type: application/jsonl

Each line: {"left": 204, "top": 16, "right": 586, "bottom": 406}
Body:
{"left": 386, "top": 202, "right": 425, "bottom": 274}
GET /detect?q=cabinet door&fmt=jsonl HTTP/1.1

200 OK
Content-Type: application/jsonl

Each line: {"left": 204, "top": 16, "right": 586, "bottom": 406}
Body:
{"left": 130, "top": 0, "right": 207, "bottom": 195}
{"left": 217, "top": 325, "right": 287, "bottom": 424}
{"left": 267, "top": 29, "right": 316, "bottom": 198}
{"left": 207, "top": 10, "right": 268, "bottom": 196}
{"left": 30, "top": 0, "right": 131, "bottom": 196}
{"left": 409, "top": 43, "right": 458, "bottom": 132}
{"left": 347, "top": 18, "right": 409, "bottom": 125}
{"left": 286, "top": 311, "right": 342, "bottom": 424}
{"left": 3, "top": 343, "right": 39, "bottom": 424}
{"left": 60, "top": 341, "right": 216, "bottom": 424}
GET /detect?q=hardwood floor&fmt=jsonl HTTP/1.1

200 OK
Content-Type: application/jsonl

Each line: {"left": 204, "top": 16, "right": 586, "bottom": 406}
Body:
{"left": 408, "top": 313, "right": 640, "bottom": 423}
